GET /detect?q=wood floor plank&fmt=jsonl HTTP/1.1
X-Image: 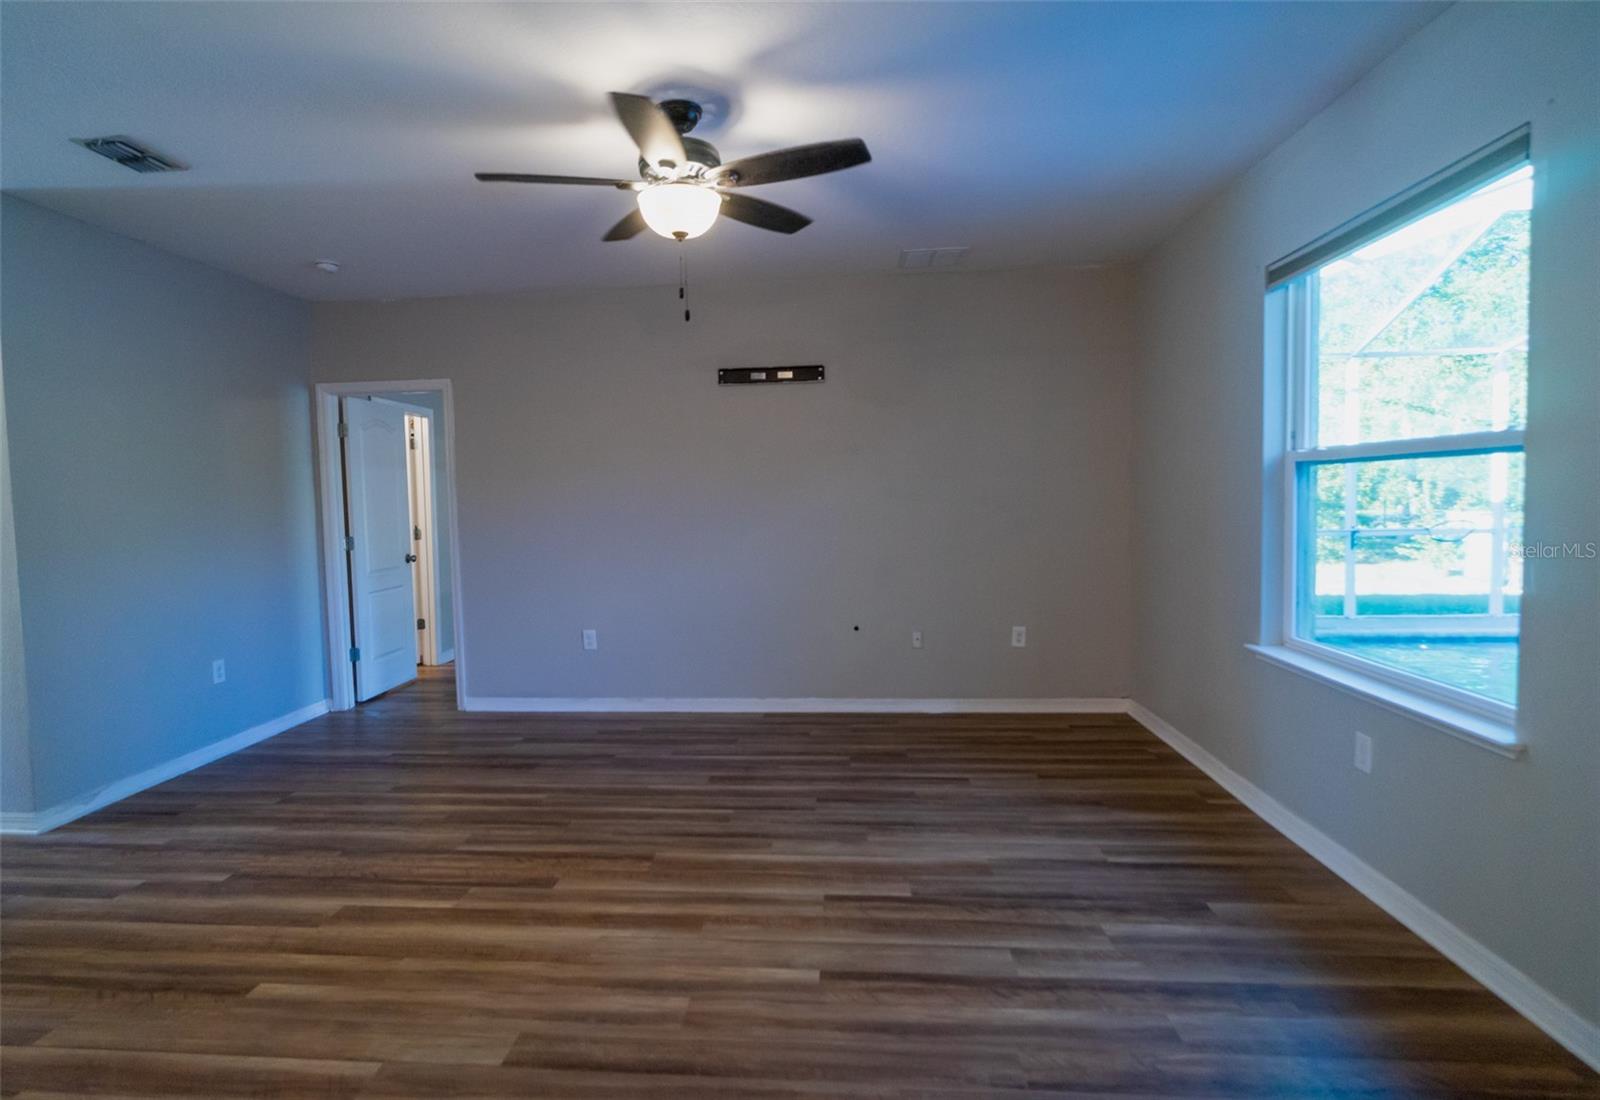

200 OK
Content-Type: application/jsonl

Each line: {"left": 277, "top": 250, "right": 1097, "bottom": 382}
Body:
{"left": 1, "top": 666, "right": 1593, "bottom": 1098}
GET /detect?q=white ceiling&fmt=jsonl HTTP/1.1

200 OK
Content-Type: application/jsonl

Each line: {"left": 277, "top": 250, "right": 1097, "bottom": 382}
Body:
{"left": 1, "top": 2, "right": 1442, "bottom": 301}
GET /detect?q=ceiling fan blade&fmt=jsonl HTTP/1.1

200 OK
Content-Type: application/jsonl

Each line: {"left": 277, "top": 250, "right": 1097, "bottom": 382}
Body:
{"left": 602, "top": 208, "right": 648, "bottom": 242}
{"left": 609, "top": 92, "right": 688, "bottom": 171}
{"left": 475, "top": 173, "right": 637, "bottom": 188}
{"left": 708, "top": 139, "right": 871, "bottom": 187}
{"left": 718, "top": 192, "right": 812, "bottom": 234}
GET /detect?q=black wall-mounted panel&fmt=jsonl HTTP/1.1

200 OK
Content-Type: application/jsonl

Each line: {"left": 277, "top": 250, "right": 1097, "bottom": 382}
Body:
{"left": 717, "top": 365, "right": 824, "bottom": 385}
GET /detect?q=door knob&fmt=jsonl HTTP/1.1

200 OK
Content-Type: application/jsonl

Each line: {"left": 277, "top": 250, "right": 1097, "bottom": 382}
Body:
{"left": 405, "top": 553, "right": 418, "bottom": 563}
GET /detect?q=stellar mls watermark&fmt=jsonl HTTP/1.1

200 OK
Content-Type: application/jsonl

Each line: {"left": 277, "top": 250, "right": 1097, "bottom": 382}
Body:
{"left": 1510, "top": 541, "right": 1598, "bottom": 559}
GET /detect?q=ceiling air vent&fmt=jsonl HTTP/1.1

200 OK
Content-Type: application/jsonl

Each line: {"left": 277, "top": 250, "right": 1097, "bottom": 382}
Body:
{"left": 70, "top": 136, "right": 186, "bottom": 174}
{"left": 898, "top": 246, "right": 969, "bottom": 271}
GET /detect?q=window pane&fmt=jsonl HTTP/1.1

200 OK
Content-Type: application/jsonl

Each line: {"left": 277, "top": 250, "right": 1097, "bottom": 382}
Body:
{"left": 1302, "top": 452, "right": 1521, "bottom": 704}
{"left": 1315, "top": 166, "right": 1531, "bottom": 446}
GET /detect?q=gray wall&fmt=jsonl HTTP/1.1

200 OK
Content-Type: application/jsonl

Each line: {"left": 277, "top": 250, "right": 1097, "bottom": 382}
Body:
{"left": 313, "top": 265, "right": 1136, "bottom": 701}
{"left": 0, "top": 195, "right": 327, "bottom": 811}
{"left": 1132, "top": 3, "right": 1599, "bottom": 1027}
{"left": 1, "top": 353, "right": 35, "bottom": 814}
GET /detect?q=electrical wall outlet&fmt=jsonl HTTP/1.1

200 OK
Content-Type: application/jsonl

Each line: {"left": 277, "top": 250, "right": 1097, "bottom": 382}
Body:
{"left": 211, "top": 658, "right": 226, "bottom": 684}
{"left": 1011, "top": 626, "right": 1027, "bottom": 648}
{"left": 1354, "top": 731, "right": 1373, "bottom": 774}
{"left": 582, "top": 629, "right": 598, "bottom": 651}
{"left": 911, "top": 630, "right": 924, "bottom": 649}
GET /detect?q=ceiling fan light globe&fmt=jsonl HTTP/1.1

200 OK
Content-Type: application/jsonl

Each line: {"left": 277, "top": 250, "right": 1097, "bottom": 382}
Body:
{"left": 636, "top": 183, "right": 721, "bottom": 240}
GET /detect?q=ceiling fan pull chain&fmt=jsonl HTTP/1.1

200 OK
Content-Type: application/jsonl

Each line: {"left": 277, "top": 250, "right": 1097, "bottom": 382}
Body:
{"left": 679, "top": 247, "right": 691, "bottom": 323}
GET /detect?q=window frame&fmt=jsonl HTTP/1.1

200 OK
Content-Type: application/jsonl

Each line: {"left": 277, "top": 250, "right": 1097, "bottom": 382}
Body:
{"left": 1271, "top": 143, "right": 1532, "bottom": 734}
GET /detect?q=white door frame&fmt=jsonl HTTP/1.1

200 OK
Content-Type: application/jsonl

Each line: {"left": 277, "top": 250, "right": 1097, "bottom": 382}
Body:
{"left": 397, "top": 405, "right": 441, "bottom": 667}
{"left": 314, "top": 379, "right": 467, "bottom": 713}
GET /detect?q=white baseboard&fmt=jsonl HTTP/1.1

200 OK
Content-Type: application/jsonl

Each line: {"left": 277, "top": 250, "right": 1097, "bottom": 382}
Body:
{"left": 0, "top": 698, "right": 331, "bottom": 837}
{"left": 461, "top": 696, "right": 1131, "bottom": 714}
{"left": 0, "top": 810, "right": 40, "bottom": 833}
{"left": 1126, "top": 701, "right": 1600, "bottom": 1074}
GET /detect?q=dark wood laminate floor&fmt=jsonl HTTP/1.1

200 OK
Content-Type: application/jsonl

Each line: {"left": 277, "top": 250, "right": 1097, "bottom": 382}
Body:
{"left": 1, "top": 666, "right": 1593, "bottom": 1099}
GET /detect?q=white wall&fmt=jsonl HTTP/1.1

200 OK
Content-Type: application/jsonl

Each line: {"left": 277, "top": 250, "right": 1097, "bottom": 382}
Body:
{"left": 1132, "top": 1, "right": 1598, "bottom": 1034}
{"left": 313, "top": 265, "right": 1136, "bottom": 703}
{"left": 1, "top": 195, "right": 327, "bottom": 814}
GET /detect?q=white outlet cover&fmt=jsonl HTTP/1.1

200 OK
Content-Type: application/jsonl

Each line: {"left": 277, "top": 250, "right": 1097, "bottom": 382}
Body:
{"left": 1354, "top": 731, "right": 1374, "bottom": 773}
{"left": 582, "top": 629, "right": 598, "bottom": 651}
{"left": 1011, "top": 626, "right": 1027, "bottom": 647}
{"left": 211, "top": 659, "right": 226, "bottom": 684}
{"left": 912, "top": 630, "right": 924, "bottom": 649}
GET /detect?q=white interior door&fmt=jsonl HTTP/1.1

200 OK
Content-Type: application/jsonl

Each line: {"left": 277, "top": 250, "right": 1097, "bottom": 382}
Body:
{"left": 343, "top": 396, "right": 417, "bottom": 701}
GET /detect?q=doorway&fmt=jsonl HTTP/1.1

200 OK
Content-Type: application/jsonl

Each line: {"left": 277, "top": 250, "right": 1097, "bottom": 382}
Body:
{"left": 314, "top": 380, "right": 465, "bottom": 712}
{"left": 404, "top": 409, "right": 447, "bottom": 669}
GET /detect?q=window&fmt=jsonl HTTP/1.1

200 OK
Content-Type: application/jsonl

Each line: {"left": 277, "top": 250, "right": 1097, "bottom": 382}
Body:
{"left": 1271, "top": 133, "right": 1530, "bottom": 726}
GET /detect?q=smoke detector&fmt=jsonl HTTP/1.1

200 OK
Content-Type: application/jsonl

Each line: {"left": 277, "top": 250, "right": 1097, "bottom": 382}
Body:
{"left": 312, "top": 260, "right": 341, "bottom": 274}
{"left": 70, "top": 136, "right": 185, "bottom": 174}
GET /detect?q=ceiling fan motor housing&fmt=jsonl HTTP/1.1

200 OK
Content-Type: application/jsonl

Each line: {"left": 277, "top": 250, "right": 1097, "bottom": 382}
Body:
{"left": 658, "top": 99, "right": 703, "bottom": 134}
{"left": 640, "top": 136, "right": 721, "bottom": 180}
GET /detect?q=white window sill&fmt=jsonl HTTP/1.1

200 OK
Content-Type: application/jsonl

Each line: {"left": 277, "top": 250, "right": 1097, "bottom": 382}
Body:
{"left": 1246, "top": 644, "right": 1524, "bottom": 759}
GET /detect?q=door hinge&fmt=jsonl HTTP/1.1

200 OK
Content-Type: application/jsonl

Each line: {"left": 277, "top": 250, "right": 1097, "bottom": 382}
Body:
{"left": 349, "top": 646, "right": 360, "bottom": 662}
{"left": 344, "top": 535, "right": 355, "bottom": 552}
{"left": 337, "top": 421, "right": 349, "bottom": 439}
{"left": 417, "top": 618, "right": 426, "bottom": 630}
{"left": 413, "top": 525, "right": 422, "bottom": 541}
{"left": 409, "top": 435, "right": 417, "bottom": 451}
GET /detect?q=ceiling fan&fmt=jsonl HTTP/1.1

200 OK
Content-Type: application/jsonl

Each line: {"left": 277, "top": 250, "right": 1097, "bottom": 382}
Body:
{"left": 475, "top": 93, "right": 871, "bottom": 242}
